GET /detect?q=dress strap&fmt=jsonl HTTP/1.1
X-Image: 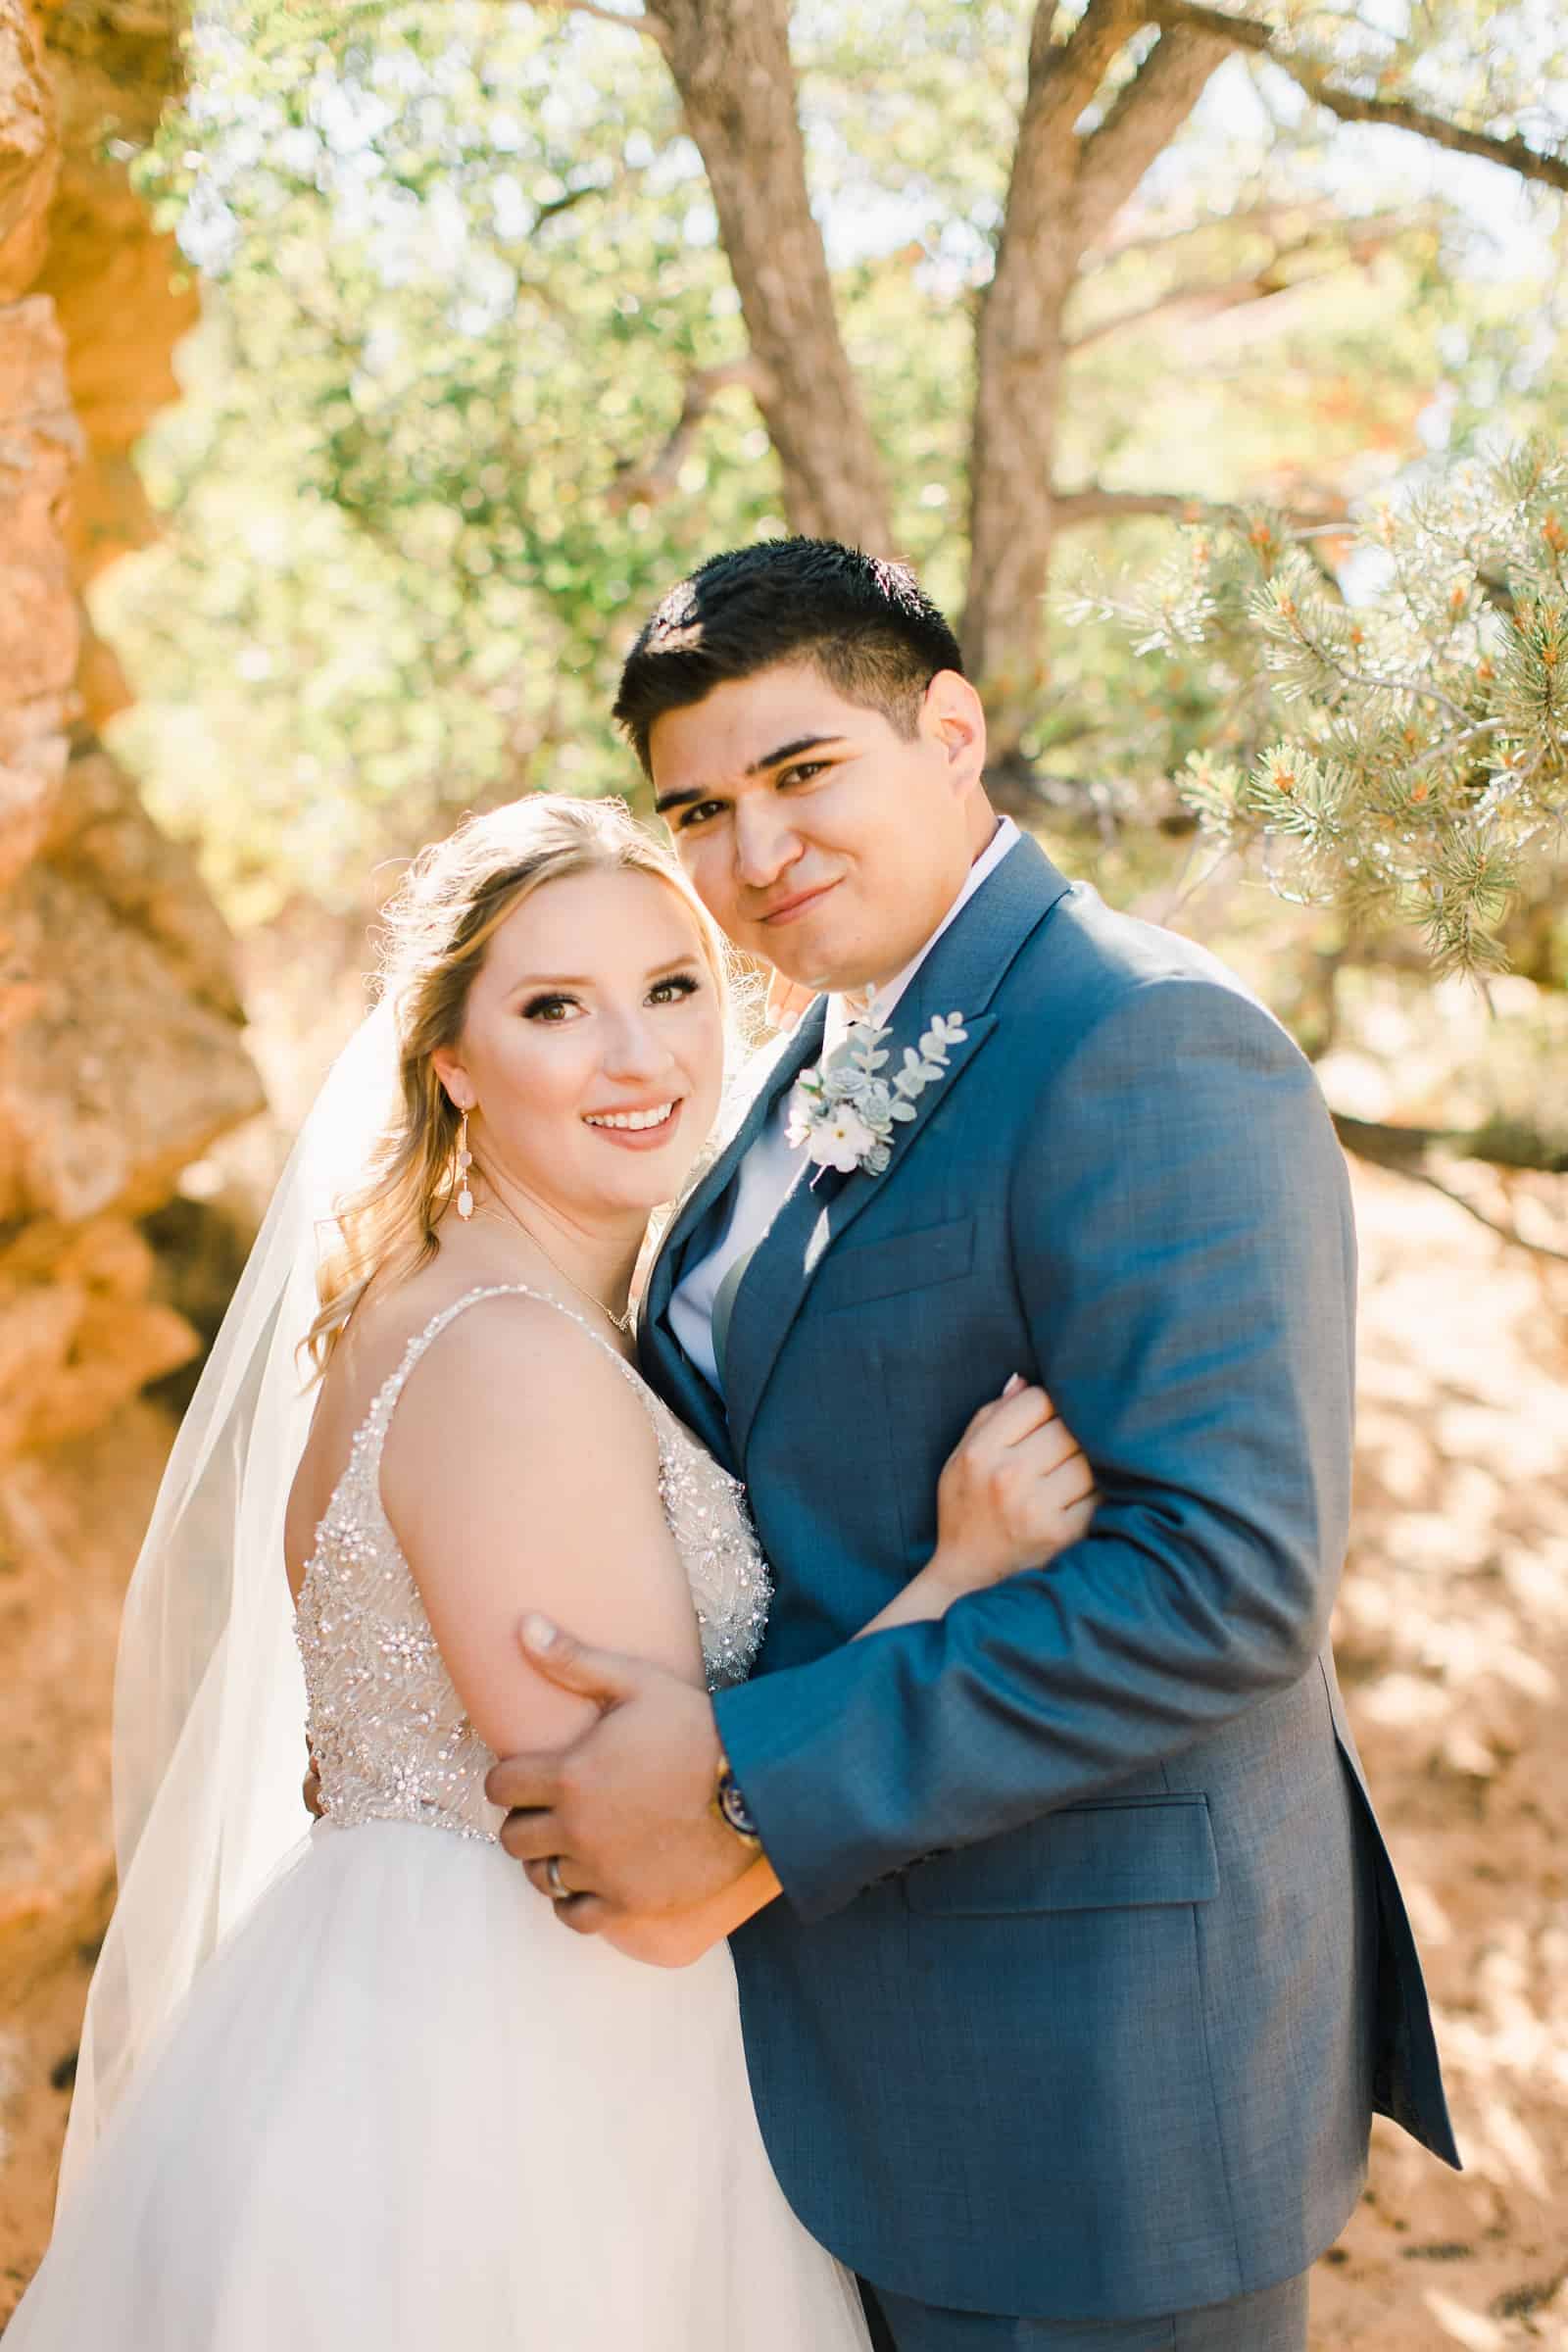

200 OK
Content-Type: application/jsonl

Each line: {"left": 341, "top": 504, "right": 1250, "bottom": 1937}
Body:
{"left": 356, "top": 1282, "right": 658, "bottom": 1483}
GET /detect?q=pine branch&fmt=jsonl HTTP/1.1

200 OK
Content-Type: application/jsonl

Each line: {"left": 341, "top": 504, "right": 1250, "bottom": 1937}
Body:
{"left": 1143, "top": 1, "right": 1568, "bottom": 194}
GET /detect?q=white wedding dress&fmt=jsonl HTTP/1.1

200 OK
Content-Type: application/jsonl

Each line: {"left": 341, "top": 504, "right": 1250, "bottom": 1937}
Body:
{"left": 9, "top": 1286, "right": 870, "bottom": 2350}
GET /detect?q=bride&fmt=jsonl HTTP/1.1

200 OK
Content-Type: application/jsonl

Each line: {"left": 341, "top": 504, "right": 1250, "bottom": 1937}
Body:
{"left": 9, "top": 795, "right": 1095, "bottom": 2349}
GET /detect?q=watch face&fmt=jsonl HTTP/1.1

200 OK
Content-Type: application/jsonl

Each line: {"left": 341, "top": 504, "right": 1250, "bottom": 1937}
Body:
{"left": 718, "top": 1771, "right": 759, "bottom": 1843}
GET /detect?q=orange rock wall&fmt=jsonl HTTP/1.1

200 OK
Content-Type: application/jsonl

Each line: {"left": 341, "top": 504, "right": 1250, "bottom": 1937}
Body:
{"left": 0, "top": 0, "right": 260, "bottom": 2303}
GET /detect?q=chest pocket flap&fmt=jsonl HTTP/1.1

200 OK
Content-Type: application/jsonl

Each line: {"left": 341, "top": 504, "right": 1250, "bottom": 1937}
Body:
{"left": 812, "top": 1214, "right": 976, "bottom": 1315}
{"left": 903, "top": 1795, "right": 1219, "bottom": 1916}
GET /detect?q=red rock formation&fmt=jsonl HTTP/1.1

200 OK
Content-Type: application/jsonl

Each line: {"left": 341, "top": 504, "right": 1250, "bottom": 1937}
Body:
{"left": 0, "top": 1, "right": 261, "bottom": 2301}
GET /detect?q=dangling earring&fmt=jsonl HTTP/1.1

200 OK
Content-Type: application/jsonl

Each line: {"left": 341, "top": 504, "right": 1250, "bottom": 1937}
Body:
{"left": 454, "top": 1109, "right": 474, "bottom": 1220}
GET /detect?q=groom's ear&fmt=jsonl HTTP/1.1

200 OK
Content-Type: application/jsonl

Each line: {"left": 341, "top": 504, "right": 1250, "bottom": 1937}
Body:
{"left": 921, "top": 668, "right": 988, "bottom": 797}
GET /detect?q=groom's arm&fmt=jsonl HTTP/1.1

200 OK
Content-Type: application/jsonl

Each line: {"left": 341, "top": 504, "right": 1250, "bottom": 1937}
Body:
{"left": 711, "top": 973, "right": 1357, "bottom": 1924}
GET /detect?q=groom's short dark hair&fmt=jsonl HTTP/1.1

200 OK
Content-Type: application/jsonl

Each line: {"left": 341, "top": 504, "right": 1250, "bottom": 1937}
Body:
{"left": 613, "top": 538, "right": 964, "bottom": 774}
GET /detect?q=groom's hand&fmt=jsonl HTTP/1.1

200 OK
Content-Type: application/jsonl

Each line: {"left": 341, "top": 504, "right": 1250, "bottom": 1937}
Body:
{"left": 485, "top": 1615, "right": 753, "bottom": 1933}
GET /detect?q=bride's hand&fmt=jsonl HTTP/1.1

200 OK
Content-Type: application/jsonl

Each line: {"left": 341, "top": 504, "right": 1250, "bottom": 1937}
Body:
{"left": 931, "top": 1378, "right": 1098, "bottom": 1596}
{"left": 764, "top": 968, "right": 818, "bottom": 1031}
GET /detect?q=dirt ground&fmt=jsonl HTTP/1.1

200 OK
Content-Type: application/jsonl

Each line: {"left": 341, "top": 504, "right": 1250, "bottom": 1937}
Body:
{"left": 1, "top": 1158, "right": 1564, "bottom": 2343}
{"left": 1306, "top": 1165, "right": 1568, "bottom": 2350}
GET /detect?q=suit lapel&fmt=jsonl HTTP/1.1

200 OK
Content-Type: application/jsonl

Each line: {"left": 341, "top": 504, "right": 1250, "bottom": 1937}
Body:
{"left": 642, "top": 995, "right": 828, "bottom": 1332}
{"left": 635, "top": 998, "right": 828, "bottom": 1459}
{"left": 721, "top": 1010, "right": 1000, "bottom": 1459}
{"left": 722, "top": 835, "right": 1073, "bottom": 1461}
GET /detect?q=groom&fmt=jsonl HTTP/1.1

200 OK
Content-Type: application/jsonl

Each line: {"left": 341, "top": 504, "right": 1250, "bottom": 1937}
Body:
{"left": 488, "top": 540, "right": 1457, "bottom": 2349}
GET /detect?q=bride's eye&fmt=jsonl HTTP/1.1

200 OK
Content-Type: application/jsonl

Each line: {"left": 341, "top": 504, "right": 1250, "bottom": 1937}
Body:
{"left": 648, "top": 973, "right": 701, "bottom": 1005}
{"left": 521, "top": 993, "right": 581, "bottom": 1022}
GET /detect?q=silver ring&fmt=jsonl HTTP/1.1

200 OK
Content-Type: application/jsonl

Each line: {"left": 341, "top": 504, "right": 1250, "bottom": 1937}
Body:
{"left": 545, "top": 1855, "right": 569, "bottom": 1903}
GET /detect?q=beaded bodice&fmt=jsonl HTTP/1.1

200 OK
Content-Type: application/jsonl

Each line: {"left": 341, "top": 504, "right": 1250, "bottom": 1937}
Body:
{"left": 294, "top": 1284, "right": 770, "bottom": 1844}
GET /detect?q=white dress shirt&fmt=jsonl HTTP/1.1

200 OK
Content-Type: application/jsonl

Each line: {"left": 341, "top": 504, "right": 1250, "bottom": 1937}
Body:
{"left": 669, "top": 817, "right": 1020, "bottom": 1388}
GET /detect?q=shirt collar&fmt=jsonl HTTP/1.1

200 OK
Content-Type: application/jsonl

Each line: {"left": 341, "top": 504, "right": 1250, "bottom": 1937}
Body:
{"left": 824, "top": 816, "right": 1020, "bottom": 1056}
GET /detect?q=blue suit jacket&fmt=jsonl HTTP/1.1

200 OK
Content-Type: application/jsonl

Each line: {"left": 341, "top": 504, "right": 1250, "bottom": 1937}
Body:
{"left": 638, "top": 837, "right": 1457, "bottom": 2323}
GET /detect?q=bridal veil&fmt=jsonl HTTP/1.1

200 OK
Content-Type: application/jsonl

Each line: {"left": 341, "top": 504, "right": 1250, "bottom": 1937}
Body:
{"left": 58, "top": 1003, "right": 397, "bottom": 2200}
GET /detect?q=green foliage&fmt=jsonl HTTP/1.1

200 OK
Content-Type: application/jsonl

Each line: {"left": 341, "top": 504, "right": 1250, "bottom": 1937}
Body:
{"left": 1072, "top": 442, "right": 1568, "bottom": 973}
{"left": 111, "top": 0, "right": 780, "bottom": 909}
{"left": 96, "top": 0, "right": 1568, "bottom": 939}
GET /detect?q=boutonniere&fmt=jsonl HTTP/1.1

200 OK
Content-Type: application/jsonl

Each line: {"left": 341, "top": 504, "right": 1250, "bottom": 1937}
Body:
{"left": 786, "top": 1011, "right": 969, "bottom": 1179}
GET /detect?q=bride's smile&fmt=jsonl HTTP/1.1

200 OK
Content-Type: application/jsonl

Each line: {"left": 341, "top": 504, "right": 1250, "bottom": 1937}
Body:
{"left": 432, "top": 863, "right": 727, "bottom": 1241}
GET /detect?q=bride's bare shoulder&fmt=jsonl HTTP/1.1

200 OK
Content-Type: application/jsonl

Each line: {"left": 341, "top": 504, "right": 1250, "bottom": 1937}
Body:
{"left": 335, "top": 1261, "right": 585, "bottom": 1367}
{"left": 375, "top": 1272, "right": 651, "bottom": 1480}
{"left": 288, "top": 1269, "right": 634, "bottom": 1580}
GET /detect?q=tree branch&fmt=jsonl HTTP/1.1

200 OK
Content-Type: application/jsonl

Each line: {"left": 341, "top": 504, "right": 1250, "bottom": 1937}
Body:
{"left": 1050, "top": 483, "right": 1347, "bottom": 528}
{"left": 1144, "top": 0, "right": 1568, "bottom": 194}
{"left": 964, "top": 0, "right": 1168, "bottom": 725}
{"left": 1334, "top": 1129, "right": 1568, "bottom": 1262}
{"left": 1029, "top": 0, "right": 1151, "bottom": 143}
{"left": 1067, "top": 212, "right": 1419, "bottom": 351}
{"left": 1085, "top": 198, "right": 1335, "bottom": 265}
{"left": 1071, "top": 263, "right": 1292, "bottom": 350}
{"left": 1071, "top": 24, "right": 1237, "bottom": 254}
{"left": 1332, "top": 1111, "right": 1568, "bottom": 1178}
{"left": 1287, "top": 74, "right": 1568, "bottom": 196}
{"left": 1332, "top": 1113, "right": 1568, "bottom": 1260}
{"left": 521, "top": 0, "right": 671, "bottom": 53}
{"left": 606, "top": 356, "right": 769, "bottom": 511}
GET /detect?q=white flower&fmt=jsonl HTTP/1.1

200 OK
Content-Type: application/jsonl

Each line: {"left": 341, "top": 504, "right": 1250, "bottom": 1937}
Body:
{"left": 807, "top": 1104, "right": 878, "bottom": 1172}
{"left": 787, "top": 1005, "right": 969, "bottom": 1181}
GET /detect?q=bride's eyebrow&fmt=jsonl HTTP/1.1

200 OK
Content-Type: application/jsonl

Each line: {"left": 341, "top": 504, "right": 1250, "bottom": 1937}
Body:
{"left": 504, "top": 953, "right": 702, "bottom": 995}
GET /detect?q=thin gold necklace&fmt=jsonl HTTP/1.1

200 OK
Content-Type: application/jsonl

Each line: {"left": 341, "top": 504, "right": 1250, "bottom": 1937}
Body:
{"left": 472, "top": 1190, "right": 636, "bottom": 1337}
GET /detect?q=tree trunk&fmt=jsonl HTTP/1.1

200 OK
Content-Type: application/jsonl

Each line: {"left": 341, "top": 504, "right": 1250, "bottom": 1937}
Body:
{"left": 643, "top": 0, "right": 892, "bottom": 551}
{"left": 963, "top": 4, "right": 1232, "bottom": 764}
{"left": 965, "top": 267, "right": 1072, "bottom": 760}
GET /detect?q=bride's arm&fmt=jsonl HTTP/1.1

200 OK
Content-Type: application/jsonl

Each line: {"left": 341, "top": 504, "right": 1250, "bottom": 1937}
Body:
{"left": 857, "top": 1380, "right": 1096, "bottom": 1635}
{"left": 382, "top": 1296, "right": 710, "bottom": 1762}
{"left": 599, "top": 1382, "right": 1098, "bottom": 1968}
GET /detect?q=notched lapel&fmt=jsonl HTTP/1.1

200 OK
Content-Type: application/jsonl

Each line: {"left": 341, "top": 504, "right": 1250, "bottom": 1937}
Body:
{"left": 638, "top": 998, "right": 827, "bottom": 1347}
{"left": 723, "top": 1006, "right": 1000, "bottom": 1459}
{"left": 808, "top": 1008, "right": 1000, "bottom": 1263}
{"left": 721, "top": 834, "right": 1073, "bottom": 1462}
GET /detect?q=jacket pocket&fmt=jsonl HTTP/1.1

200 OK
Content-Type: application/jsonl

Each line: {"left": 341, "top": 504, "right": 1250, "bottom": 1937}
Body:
{"left": 902, "top": 1795, "right": 1219, "bottom": 1916}
{"left": 812, "top": 1214, "right": 975, "bottom": 1315}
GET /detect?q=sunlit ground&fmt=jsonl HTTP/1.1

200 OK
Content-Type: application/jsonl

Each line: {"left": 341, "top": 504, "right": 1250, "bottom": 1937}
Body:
{"left": 1, "top": 897, "right": 1564, "bottom": 2338}
{"left": 1312, "top": 1166, "right": 1568, "bottom": 2351}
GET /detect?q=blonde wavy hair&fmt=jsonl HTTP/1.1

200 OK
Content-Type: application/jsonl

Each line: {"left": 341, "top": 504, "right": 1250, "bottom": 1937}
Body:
{"left": 304, "top": 795, "right": 732, "bottom": 1376}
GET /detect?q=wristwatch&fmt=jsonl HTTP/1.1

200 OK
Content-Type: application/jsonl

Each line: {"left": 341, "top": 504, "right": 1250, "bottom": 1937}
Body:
{"left": 713, "top": 1749, "right": 761, "bottom": 1850}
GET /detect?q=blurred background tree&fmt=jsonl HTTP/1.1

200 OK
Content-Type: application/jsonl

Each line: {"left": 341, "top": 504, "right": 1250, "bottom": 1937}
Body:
{"left": 4, "top": 12, "right": 1565, "bottom": 2324}
{"left": 93, "top": 0, "right": 1567, "bottom": 1229}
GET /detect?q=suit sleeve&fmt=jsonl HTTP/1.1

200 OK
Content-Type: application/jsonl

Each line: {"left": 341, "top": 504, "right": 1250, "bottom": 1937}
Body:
{"left": 711, "top": 974, "right": 1358, "bottom": 1923}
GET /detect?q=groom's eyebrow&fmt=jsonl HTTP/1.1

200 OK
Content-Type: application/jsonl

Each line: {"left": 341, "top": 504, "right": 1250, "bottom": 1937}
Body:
{"left": 653, "top": 733, "right": 842, "bottom": 815}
